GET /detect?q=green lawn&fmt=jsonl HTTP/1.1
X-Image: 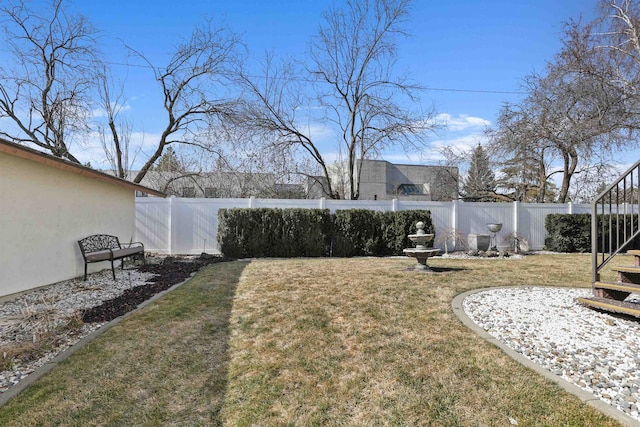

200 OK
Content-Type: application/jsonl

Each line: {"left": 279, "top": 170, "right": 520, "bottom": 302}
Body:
{"left": 0, "top": 254, "right": 623, "bottom": 426}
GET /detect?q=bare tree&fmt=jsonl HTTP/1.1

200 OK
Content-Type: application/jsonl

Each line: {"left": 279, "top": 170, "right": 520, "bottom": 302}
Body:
{"left": 95, "top": 66, "right": 136, "bottom": 179}
{"left": 126, "top": 21, "right": 242, "bottom": 183}
{"left": 239, "top": 0, "right": 436, "bottom": 199}
{"left": 310, "top": 0, "right": 436, "bottom": 199}
{"left": 486, "top": 1, "right": 640, "bottom": 203}
{"left": 586, "top": 0, "right": 640, "bottom": 96}
{"left": 0, "top": 0, "right": 243, "bottom": 180}
{"left": 140, "top": 146, "right": 204, "bottom": 196}
{"left": 488, "top": 101, "right": 558, "bottom": 202}
{"left": 236, "top": 55, "right": 335, "bottom": 195}
{"left": 489, "top": 48, "right": 637, "bottom": 202}
{"left": 0, "top": 0, "right": 98, "bottom": 162}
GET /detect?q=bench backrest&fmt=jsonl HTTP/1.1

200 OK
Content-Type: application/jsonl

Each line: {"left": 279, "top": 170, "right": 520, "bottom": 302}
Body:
{"left": 78, "top": 234, "right": 121, "bottom": 255}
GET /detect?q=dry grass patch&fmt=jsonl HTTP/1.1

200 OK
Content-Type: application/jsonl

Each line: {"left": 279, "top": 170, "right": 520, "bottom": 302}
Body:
{"left": 222, "top": 255, "right": 619, "bottom": 426}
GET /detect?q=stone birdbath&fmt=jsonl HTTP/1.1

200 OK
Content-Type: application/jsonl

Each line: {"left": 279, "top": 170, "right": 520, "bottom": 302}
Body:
{"left": 486, "top": 222, "right": 502, "bottom": 251}
{"left": 403, "top": 221, "right": 441, "bottom": 271}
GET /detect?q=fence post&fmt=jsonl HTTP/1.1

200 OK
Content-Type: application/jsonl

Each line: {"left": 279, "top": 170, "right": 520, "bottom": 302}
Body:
{"left": 392, "top": 198, "right": 398, "bottom": 212}
{"left": 568, "top": 201, "right": 574, "bottom": 214}
{"left": 169, "top": 196, "right": 177, "bottom": 255}
{"left": 513, "top": 201, "right": 519, "bottom": 238}
{"left": 320, "top": 197, "right": 326, "bottom": 210}
{"left": 451, "top": 199, "right": 459, "bottom": 234}
{"left": 249, "top": 196, "right": 256, "bottom": 208}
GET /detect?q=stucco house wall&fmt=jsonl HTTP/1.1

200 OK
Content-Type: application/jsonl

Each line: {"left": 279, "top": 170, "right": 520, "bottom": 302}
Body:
{"left": 0, "top": 140, "right": 164, "bottom": 297}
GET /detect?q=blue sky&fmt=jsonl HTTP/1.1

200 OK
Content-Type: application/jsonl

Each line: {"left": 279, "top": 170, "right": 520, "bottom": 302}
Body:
{"left": 69, "top": 0, "right": 597, "bottom": 167}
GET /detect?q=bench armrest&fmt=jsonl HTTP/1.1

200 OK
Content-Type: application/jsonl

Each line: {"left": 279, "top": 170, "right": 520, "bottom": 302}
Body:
{"left": 122, "top": 241, "right": 144, "bottom": 249}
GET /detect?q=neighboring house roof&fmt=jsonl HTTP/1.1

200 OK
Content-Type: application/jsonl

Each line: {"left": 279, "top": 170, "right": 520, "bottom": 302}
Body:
{"left": 0, "top": 138, "right": 166, "bottom": 197}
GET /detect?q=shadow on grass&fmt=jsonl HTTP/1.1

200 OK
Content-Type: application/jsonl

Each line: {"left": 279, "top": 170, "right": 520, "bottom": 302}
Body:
{"left": 132, "top": 259, "right": 249, "bottom": 425}
{"left": 0, "top": 260, "right": 249, "bottom": 426}
{"left": 192, "top": 260, "right": 248, "bottom": 425}
{"left": 403, "top": 266, "right": 468, "bottom": 273}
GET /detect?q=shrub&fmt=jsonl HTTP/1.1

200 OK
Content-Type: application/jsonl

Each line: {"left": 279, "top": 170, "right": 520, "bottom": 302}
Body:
{"left": 544, "top": 213, "right": 640, "bottom": 253}
{"left": 332, "top": 210, "right": 386, "bottom": 257}
{"left": 217, "top": 208, "right": 332, "bottom": 258}
{"left": 544, "top": 214, "right": 591, "bottom": 252}
{"left": 218, "top": 208, "right": 434, "bottom": 258}
{"left": 331, "top": 209, "right": 434, "bottom": 257}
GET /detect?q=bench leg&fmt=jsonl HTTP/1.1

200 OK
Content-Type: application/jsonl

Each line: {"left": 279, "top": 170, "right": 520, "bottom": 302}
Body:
{"left": 111, "top": 260, "right": 116, "bottom": 280}
{"left": 84, "top": 263, "right": 88, "bottom": 281}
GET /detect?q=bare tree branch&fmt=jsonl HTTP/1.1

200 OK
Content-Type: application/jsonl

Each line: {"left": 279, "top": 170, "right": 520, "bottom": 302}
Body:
{"left": 488, "top": 3, "right": 640, "bottom": 203}
{"left": 237, "top": 0, "right": 437, "bottom": 199}
{"left": 0, "top": 0, "right": 98, "bottom": 162}
{"left": 117, "top": 20, "right": 242, "bottom": 183}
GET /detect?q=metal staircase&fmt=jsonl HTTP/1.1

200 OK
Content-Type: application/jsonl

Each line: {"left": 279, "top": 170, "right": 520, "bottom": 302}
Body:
{"left": 578, "top": 160, "right": 640, "bottom": 317}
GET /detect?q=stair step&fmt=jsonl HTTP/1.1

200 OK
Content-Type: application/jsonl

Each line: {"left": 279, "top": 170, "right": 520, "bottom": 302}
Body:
{"left": 577, "top": 297, "right": 640, "bottom": 318}
{"left": 627, "top": 250, "right": 640, "bottom": 256}
{"left": 611, "top": 266, "right": 640, "bottom": 274}
{"left": 594, "top": 281, "right": 640, "bottom": 294}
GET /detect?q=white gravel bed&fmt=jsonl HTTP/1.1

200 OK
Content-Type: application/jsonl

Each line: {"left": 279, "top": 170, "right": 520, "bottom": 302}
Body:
{"left": 440, "top": 252, "right": 525, "bottom": 260}
{"left": 0, "top": 268, "right": 156, "bottom": 393}
{"left": 463, "top": 287, "right": 640, "bottom": 422}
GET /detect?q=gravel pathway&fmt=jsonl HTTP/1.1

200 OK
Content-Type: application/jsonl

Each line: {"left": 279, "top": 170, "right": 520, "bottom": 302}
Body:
{"left": 463, "top": 287, "right": 640, "bottom": 422}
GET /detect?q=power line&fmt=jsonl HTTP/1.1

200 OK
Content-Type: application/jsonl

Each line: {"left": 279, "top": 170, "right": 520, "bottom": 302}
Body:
{"left": 424, "top": 87, "right": 526, "bottom": 95}
{"left": 104, "top": 61, "right": 153, "bottom": 69}
{"left": 103, "top": 60, "right": 525, "bottom": 95}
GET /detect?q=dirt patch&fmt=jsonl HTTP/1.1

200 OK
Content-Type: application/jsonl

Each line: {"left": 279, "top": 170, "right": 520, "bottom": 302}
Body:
{"left": 81, "top": 255, "right": 234, "bottom": 323}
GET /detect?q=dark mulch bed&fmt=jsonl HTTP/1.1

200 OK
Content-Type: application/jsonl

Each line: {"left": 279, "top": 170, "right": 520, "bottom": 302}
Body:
{"left": 81, "top": 254, "right": 235, "bottom": 323}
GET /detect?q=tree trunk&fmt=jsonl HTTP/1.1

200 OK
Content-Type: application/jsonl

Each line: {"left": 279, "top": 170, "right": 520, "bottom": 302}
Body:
{"left": 558, "top": 146, "right": 578, "bottom": 203}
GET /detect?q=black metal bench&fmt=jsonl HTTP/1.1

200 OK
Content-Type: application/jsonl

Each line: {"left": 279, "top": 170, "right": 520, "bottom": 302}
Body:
{"left": 78, "top": 234, "right": 145, "bottom": 280}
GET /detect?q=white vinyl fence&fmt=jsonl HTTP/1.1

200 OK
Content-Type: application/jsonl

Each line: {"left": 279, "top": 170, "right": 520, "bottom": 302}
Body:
{"left": 135, "top": 197, "right": 591, "bottom": 255}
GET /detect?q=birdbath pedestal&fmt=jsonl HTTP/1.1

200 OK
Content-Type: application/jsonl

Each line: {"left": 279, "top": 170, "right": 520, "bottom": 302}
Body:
{"left": 486, "top": 223, "right": 503, "bottom": 251}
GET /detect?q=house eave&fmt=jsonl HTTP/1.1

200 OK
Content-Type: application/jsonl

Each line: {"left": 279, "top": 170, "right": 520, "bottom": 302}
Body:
{"left": 0, "top": 138, "right": 166, "bottom": 197}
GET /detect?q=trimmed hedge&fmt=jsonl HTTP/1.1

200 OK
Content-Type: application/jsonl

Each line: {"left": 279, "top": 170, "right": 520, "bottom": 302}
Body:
{"left": 217, "top": 208, "right": 434, "bottom": 258}
{"left": 544, "top": 213, "right": 640, "bottom": 252}
{"left": 217, "top": 208, "right": 333, "bottom": 258}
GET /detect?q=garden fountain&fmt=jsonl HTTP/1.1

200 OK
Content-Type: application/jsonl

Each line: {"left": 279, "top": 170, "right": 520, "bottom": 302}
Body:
{"left": 403, "top": 221, "right": 441, "bottom": 271}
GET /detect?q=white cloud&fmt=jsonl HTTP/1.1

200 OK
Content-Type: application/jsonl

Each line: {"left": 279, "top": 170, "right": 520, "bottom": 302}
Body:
{"left": 303, "top": 123, "right": 335, "bottom": 141}
{"left": 431, "top": 133, "right": 488, "bottom": 152}
{"left": 74, "top": 130, "right": 163, "bottom": 171}
{"left": 91, "top": 102, "right": 132, "bottom": 118}
{"left": 434, "top": 113, "right": 491, "bottom": 132}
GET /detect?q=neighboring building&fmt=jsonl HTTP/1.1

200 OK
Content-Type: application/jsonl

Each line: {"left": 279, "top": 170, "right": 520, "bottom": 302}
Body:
{"left": 132, "top": 171, "right": 305, "bottom": 199}
{"left": 129, "top": 159, "right": 458, "bottom": 201}
{"left": 308, "top": 159, "right": 459, "bottom": 201}
{"left": 0, "top": 138, "right": 165, "bottom": 297}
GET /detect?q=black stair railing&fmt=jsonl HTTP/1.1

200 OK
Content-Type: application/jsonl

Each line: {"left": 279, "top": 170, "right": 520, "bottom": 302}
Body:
{"left": 592, "top": 160, "right": 640, "bottom": 283}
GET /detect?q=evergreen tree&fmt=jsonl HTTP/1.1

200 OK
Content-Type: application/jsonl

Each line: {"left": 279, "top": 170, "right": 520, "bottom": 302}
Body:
{"left": 153, "top": 147, "right": 182, "bottom": 172}
{"left": 462, "top": 145, "right": 496, "bottom": 201}
{"left": 496, "top": 143, "right": 557, "bottom": 202}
